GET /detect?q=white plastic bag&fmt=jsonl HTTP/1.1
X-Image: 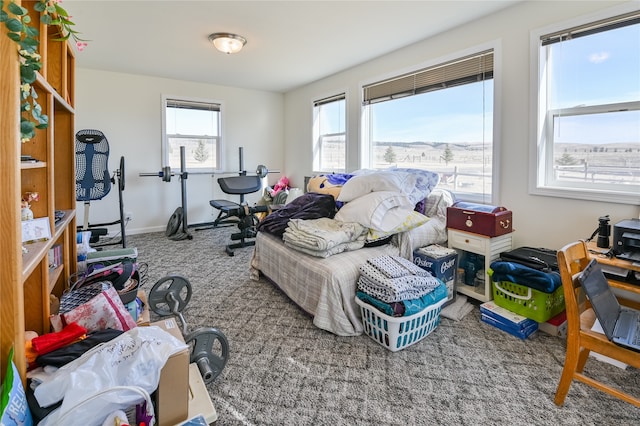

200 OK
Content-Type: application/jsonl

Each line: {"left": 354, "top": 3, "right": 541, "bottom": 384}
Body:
{"left": 34, "top": 326, "right": 187, "bottom": 426}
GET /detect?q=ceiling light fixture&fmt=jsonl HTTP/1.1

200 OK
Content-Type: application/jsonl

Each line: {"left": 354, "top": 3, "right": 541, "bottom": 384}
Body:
{"left": 208, "top": 33, "right": 247, "bottom": 54}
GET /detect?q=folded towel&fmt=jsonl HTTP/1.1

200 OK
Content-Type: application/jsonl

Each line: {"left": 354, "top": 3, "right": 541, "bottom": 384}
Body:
{"left": 358, "top": 255, "right": 441, "bottom": 303}
{"left": 440, "top": 295, "right": 474, "bottom": 321}
{"left": 283, "top": 218, "right": 366, "bottom": 251}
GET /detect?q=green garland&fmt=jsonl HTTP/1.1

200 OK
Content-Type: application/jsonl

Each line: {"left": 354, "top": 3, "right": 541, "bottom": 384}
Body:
{"left": 0, "top": 0, "right": 84, "bottom": 142}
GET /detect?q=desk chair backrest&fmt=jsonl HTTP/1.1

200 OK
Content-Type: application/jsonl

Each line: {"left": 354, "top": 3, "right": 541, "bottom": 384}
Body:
{"left": 557, "top": 241, "right": 592, "bottom": 330}
{"left": 218, "top": 175, "right": 263, "bottom": 202}
{"left": 76, "top": 129, "right": 111, "bottom": 201}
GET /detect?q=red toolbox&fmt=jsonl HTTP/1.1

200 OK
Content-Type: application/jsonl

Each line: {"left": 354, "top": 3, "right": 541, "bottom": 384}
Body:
{"left": 446, "top": 202, "right": 513, "bottom": 237}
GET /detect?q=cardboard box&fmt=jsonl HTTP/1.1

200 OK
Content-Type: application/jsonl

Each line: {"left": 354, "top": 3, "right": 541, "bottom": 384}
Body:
{"left": 538, "top": 310, "right": 567, "bottom": 338}
{"left": 137, "top": 290, "right": 150, "bottom": 326}
{"left": 187, "top": 363, "right": 218, "bottom": 424}
{"left": 413, "top": 245, "right": 458, "bottom": 307}
{"left": 479, "top": 301, "right": 536, "bottom": 328}
{"left": 479, "top": 301, "right": 538, "bottom": 339}
{"left": 152, "top": 318, "right": 190, "bottom": 426}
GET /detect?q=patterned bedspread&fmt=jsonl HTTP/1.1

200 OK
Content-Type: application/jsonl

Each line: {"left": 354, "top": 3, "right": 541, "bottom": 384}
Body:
{"left": 250, "top": 232, "right": 400, "bottom": 336}
{"left": 249, "top": 188, "right": 453, "bottom": 336}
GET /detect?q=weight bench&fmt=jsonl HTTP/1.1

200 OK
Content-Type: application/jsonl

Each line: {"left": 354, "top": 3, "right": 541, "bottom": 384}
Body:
{"left": 210, "top": 175, "right": 268, "bottom": 255}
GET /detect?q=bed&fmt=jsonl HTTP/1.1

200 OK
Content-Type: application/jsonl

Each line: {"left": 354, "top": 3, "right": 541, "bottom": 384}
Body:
{"left": 249, "top": 172, "right": 455, "bottom": 336}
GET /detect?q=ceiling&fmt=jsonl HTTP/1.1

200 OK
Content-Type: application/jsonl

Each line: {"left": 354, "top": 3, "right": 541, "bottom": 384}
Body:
{"left": 63, "top": 1, "right": 520, "bottom": 93}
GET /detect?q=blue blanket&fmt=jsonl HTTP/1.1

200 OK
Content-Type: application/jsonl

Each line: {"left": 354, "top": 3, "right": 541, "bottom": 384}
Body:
{"left": 356, "top": 282, "right": 447, "bottom": 317}
{"left": 488, "top": 261, "right": 561, "bottom": 294}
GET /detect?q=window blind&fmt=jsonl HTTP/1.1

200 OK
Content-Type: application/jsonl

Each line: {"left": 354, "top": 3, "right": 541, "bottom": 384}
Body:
{"left": 363, "top": 50, "right": 493, "bottom": 105}
{"left": 166, "top": 99, "right": 220, "bottom": 111}
{"left": 541, "top": 11, "right": 640, "bottom": 46}
{"left": 314, "top": 93, "right": 346, "bottom": 107}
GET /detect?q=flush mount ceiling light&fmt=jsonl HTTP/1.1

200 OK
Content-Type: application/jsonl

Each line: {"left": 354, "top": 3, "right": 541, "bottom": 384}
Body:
{"left": 208, "top": 32, "right": 247, "bottom": 54}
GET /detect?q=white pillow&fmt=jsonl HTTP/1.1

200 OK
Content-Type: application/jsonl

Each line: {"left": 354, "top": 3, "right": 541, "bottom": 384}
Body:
{"left": 389, "top": 168, "right": 441, "bottom": 204}
{"left": 366, "top": 211, "right": 430, "bottom": 241}
{"left": 334, "top": 191, "right": 414, "bottom": 232}
{"left": 337, "top": 171, "right": 417, "bottom": 202}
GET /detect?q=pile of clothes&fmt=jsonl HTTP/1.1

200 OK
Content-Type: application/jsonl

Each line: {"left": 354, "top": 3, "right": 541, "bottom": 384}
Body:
{"left": 356, "top": 255, "right": 447, "bottom": 317}
{"left": 282, "top": 217, "right": 367, "bottom": 257}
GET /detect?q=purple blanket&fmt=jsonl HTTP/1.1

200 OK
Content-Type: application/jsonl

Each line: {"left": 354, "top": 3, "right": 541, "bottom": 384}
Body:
{"left": 257, "top": 192, "right": 336, "bottom": 237}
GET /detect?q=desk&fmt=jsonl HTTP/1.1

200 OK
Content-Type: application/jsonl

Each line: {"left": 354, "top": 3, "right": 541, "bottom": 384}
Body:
{"left": 586, "top": 241, "right": 640, "bottom": 307}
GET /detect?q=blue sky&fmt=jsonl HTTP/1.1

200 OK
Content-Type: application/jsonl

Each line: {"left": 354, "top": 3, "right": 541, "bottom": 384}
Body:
{"left": 371, "top": 81, "right": 493, "bottom": 144}
{"left": 370, "top": 22, "right": 639, "bottom": 146}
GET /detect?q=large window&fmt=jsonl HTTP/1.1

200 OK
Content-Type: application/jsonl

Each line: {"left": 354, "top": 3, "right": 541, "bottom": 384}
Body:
{"left": 362, "top": 49, "right": 495, "bottom": 204}
{"left": 313, "top": 93, "right": 346, "bottom": 172}
{"left": 162, "top": 96, "right": 222, "bottom": 171}
{"left": 531, "top": 7, "right": 640, "bottom": 204}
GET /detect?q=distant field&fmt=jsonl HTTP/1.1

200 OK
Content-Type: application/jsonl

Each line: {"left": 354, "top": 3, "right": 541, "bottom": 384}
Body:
{"left": 321, "top": 139, "right": 639, "bottom": 196}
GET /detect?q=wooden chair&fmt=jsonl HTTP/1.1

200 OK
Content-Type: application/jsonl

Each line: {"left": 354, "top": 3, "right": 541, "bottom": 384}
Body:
{"left": 554, "top": 240, "right": 640, "bottom": 407}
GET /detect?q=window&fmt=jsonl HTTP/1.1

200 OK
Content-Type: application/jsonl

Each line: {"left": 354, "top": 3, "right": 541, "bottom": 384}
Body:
{"left": 162, "top": 96, "right": 222, "bottom": 171}
{"left": 531, "top": 8, "right": 640, "bottom": 204}
{"left": 313, "top": 93, "right": 346, "bottom": 172}
{"left": 362, "top": 49, "right": 495, "bottom": 204}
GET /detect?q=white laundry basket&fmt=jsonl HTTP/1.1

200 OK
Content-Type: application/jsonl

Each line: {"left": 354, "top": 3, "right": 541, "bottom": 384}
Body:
{"left": 355, "top": 297, "right": 446, "bottom": 352}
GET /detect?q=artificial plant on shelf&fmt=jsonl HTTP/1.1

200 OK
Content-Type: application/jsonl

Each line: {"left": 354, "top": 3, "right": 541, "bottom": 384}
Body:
{"left": 0, "top": 0, "right": 85, "bottom": 142}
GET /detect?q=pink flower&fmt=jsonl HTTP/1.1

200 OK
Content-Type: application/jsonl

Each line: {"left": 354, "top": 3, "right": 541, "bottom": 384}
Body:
{"left": 76, "top": 41, "right": 88, "bottom": 52}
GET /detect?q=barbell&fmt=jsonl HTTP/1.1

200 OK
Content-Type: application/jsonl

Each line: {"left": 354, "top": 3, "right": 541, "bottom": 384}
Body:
{"left": 148, "top": 275, "right": 229, "bottom": 384}
{"left": 139, "top": 164, "right": 273, "bottom": 183}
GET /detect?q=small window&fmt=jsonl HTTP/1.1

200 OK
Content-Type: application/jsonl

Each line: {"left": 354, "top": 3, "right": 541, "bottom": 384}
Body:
{"left": 313, "top": 93, "right": 346, "bottom": 172}
{"left": 531, "top": 8, "right": 640, "bottom": 204}
{"left": 162, "top": 96, "right": 222, "bottom": 171}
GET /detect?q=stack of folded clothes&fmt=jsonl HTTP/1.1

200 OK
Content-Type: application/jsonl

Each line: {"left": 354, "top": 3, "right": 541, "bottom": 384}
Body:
{"left": 356, "top": 255, "right": 447, "bottom": 317}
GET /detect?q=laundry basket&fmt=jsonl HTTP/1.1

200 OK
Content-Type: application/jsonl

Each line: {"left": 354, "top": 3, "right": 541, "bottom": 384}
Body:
{"left": 355, "top": 297, "right": 446, "bottom": 352}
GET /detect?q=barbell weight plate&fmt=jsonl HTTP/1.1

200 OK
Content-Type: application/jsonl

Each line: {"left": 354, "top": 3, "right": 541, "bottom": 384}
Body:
{"left": 256, "top": 164, "right": 268, "bottom": 178}
{"left": 118, "top": 156, "right": 125, "bottom": 191}
{"left": 148, "top": 275, "right": 192, "bottom": 317}
{"left": 161, "top": 166, "right": 172, "bottom": 182}
{"left": 165, "top": 207, "right": 183, "bottom": 237}
{"left": 185, "top": 327, "right": 230, "bottom": 384}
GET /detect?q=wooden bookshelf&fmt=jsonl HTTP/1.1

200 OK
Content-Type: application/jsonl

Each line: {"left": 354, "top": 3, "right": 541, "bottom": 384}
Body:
{"left": 0, "top": 0, "right": 77, "bottom": 382}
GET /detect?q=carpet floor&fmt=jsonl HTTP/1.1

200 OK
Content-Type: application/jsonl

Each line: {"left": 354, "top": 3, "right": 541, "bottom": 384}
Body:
{"left": 127, "top": 227, "right": 640, "bottom": 425}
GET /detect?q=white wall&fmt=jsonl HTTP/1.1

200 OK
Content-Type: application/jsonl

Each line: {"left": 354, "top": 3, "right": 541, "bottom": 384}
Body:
{"left": 75, "top": 69, "right": 284, "bottom": 235}
{"left": 283, "top": 0, "right": 640, "bottom": 250}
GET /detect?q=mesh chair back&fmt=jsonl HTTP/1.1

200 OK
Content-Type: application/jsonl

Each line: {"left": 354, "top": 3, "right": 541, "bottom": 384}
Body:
{"left": 76, "top": 129, "right": 111, "bottom": 201}
{"left": 218, "top": 175, "right": 263, "bottom": 195}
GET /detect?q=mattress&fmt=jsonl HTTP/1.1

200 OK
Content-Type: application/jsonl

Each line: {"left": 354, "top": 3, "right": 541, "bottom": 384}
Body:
{"left": 250, "top": 232, "right": 400, "bottom": 336}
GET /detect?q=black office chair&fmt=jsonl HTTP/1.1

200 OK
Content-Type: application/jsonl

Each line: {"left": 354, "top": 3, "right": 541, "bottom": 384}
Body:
{"left": 210, "top": 175, "right": 268, "bottom": 256}
{"left": 75, "top": 129, "right": 127, "bottom": 248}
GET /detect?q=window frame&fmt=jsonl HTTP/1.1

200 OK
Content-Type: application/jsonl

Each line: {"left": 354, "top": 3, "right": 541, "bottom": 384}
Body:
{"left": 529, "top": 4, "right": 640, "bottom": 205}
{"left": 359, "top": 42, "right": 502, "bottom": 205}
{"left": 161, "top": 94, "right": 224, "bottom": 173}
{"left": 312, "top": 92, "right": 347, "bottom": 173}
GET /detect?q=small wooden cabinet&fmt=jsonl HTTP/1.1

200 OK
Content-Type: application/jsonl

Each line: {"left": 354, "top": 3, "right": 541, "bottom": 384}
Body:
{"left": 0, "top": 0, "right": 77, "bottom": 381}
{"left": 448, "top": 229, "right": 513, "bottom": 303}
